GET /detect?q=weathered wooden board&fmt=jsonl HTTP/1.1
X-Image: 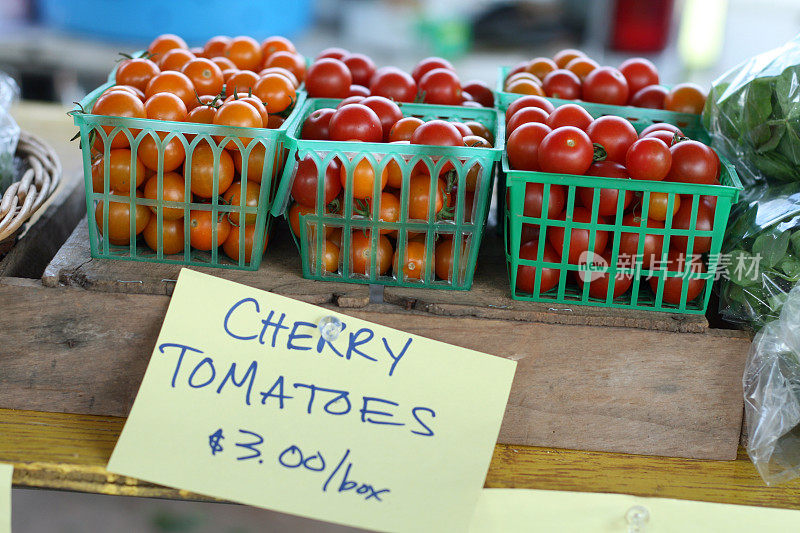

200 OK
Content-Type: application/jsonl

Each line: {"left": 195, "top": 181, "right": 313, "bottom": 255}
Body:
{"left": 43, "top": 219, "right": 709, "bottom": 333}
{"left": 0, "top": 278, "right": 748, "bottom": 460}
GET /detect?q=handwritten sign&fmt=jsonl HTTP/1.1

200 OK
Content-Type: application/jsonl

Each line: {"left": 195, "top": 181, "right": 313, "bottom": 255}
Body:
{"left": 469, "top": 489, "right": 800, "bottom": 532}
{"left": 108, "top": 269, "right": 516, "bottom": 532}
{"left": 0, "top": 463, "right": 11, "bottom": 533}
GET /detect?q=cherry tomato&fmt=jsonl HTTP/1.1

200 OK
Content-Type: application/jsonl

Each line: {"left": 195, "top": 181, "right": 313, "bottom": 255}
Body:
{"left": 308, "top": 239, "right": 339, "bottom": 273}
{"left": 385, "top": 142, "right": 411, "bottom": 188}
{"left": 259, "top": 66, "right": 299, "bottom": 88}
{"left": 649, "top": 251, "right": 707, "bottom": 305}
{"left": 547, "top": 207, "right": 609, "bottom": 264}
{"left": 260, "top": 36, "right": 296, "bottom": 61}
{"left": 545, "top": 104, "right": 593, "bottom": 130}
{"left": 582, "top": 67, "right": 629, "bottom": 105}
{"left": 542, "top": 69, "right": 582, "bottom": 100}
{"left": 93, "top": 148, "right": 146, "bottom": 193}
{"left": 461, "top": 80, "right": 494, "bottom": 107}
{"left": 316, "top": 47, "right": 349, "bottom": 61}
{"left": 586, "top": 116, "right": 638, "bottom": 163}
{"left": 288, "top": 203, "right": 332, "bottom": 238}
{"left": 137, "top": 134, "right": 185, "bottom": 172}
{"left": 143, "top": 217, "right": 185, "bottom": 255}
{"left": 575, "top": 248, "right": 633, "bottom": 299}
{"left": 144, "top": 91, "right": 187, "bottom": 122}
{"left": 565, "top": 56, "right": 599, "bottom": 81}
{"left": 434, "top": 237, "right": 469, "bottom": 282}
{"left": 505, "top": 95, "right": 555, "bottom": 122}
{"left": 504, "top": 72, "right": 542, "bottom": 90}
{"left": 329, "top": 104, "right": 383, "bottom": 143}
{"left": 342, "top": 53, "right": 376, "bottom": 87}
{"left": 143, "top": 171, "right": 188, "bottom": 219}
{"left": 642, "top": 130, "right": 677, "bottom": 145}
{"left": 505, "top": 79, "right": 544, "bottom": 96}
{"left": 410, "top": 120, "right": 463, "bottom": 147}
{"left": 516, "top": 239, "right": 561, "bottom": 294}
{"left": 233, "top": 144, "right": 281, "bottom": 183}
{"left": 181, "top": 58, "right": 223, "bottom": 96}
{"left": 145, "top": 71, "right": 195, "bottom": 108}
{"left": 507, "top": 106, "right": 549, "bottom": 134}
{"left": 465, "top": 120, "right": 493, "bottom": 144}
{"left": 264, "top": 51, "right": 307, "bottom": 82}
{"left": 525, "top": 57, "right": 557, "bottom": 80}
{"left": 360, "top": 96, "right": 403, "bottom": 141}
{"left": 639, "top": 123, "right": 682, "bottom": 138}
{"left": 630, "top": 85, "right": 668, "bottom": 109}
{"left": 158, "top": 48, "right": 195, "bottom": 72}
{"left": 102, "top": 85, "right": 146, "bottom": 100}
{"left": 306, "top": 58, "right": 352, "bottom": 98}
{"left": 116, "top": 58, "right": 160, "bottom": 92}
{"left": 291, "top": 156, "right": 342, "bottom": 207}
{"left": 223, "top": 223, "right": 261, "bottom": 262}
{"left": 222, "top": 180, "right": 261, "bottom": 225}
{"left": 235, "top": 95, "right": 269, "bottom": 126}
{"left": 646, "top": 192, "right": 681, "bottom": 221}
{"left": 411, "top": 57, "right": 455, "bottom": 82}
{"left": 419, "top": 68, "right": 462, "bottom": 105}
{"left": 223, "top": 36, "right": 262, "bottom": 70}
{"left": 213, "top": 100, "right": 262, "bottom": 146}
{"left": 369, "top": 67, "right": 417, "bottom": 102}
{"left": 349, "top": 231, "right": 393, "bottom": 275}
{"left": 203, "top": 36, "right": 231, "bottom": 58}
{"left": 253, "top": 73, "right": 296, "bottom": 113}
{"left": 667, "top": 140, "right": 718, "bottom": 185}
{"left": 95, "top": 199, "right": 151, "bottom": 245}
{"left": 625, "top": 137, "right": 671, "bottom": 180}
{"left": 341, "top": 157, "right": 388, "bottom": 200}
{"left": 358, "top": 192, "right": 400, "bottom": 235}
{"left": 226, "top": 70, "right": 259, "bottom": 92}
{"left": 189, "top": 210, "right": 231, "bottom": 250}
{"left": 538, "top": 126, "right": 594, "bottom": 175}
{"left": 408, "top": 174, "right": 444, "bottom": 220}
{"left": 91, "top": 90, "right": 145, "bottom": 148}
{"left": 301, "top": 108, "right": 335, "bottom": 140}
{"left": 670, "top": 201, "right": 715, "bottom": 254}
{"left": 187, "top": 142, "right": 234, "bottom": 198}
{"left": 664, "top": 83, "right": 707, "bottom": 114}
{"left": 619, "top": 213, "right": 665, "bottom": 269}
{"left": 348, "top": 84, "right": 370, "bottom": 97}
{"left": 450, "top": 121, "right": 472, "bottom": 138}
{"left": 553, "top": 49, "right": 585, "bottom": 69}
{"left": 618, "top": 58, "right": 659, "bottom": 98}
{"left": 523, "top": 182, "right": 565, "bottom": 219}
{"left": 577, "top": 161, "right": 633, "bottom": 216}
{"left": 388, "top": 117, "right": 424, "bottom": 142}
{"left": 506, "top": 122, "right": 552, "bottom": 171}
{"left": 394, "top": 240, "right": 427, "bottom": 280}
{"left": 337, "top": 95, "right": 365, "bottom": 108}
{"left": 148, "top": 34, "right": 188, "bottom": 60}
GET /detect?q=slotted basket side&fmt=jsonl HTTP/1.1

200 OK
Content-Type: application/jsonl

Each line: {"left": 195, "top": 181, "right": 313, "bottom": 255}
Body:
{"left": 0, "top": 131, "right": 62, "bottom": 243}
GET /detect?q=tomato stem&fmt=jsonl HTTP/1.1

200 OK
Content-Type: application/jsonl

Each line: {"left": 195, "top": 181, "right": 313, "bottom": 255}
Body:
{"left": 592, "top": 143, "right": 607, "bottom": 162}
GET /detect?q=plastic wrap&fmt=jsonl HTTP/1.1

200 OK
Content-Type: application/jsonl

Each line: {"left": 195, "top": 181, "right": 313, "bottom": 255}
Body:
{"left": 0, "top": 72, "right": 20, "bottom": 194}
{"left": 703, "top": 35, "right": 800, "bottom": 187}
{"left": 744, "top": 283, "right": 800, "bottom": 485}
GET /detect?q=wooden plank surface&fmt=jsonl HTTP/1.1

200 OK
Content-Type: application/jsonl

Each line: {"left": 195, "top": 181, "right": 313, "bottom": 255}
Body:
{"left": 44, "top": 219, "right": 709, "bottom": 333}
{"left": 2, "top": 408, "right": 799, "bottom": 510}
{"left": 0, "top": 278, "right": 748, "bottom": 459}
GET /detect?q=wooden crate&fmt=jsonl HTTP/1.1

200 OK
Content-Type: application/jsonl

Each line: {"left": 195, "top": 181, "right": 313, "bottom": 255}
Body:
{"left": 0, "top": 214, "right": 751, "bottom": 461}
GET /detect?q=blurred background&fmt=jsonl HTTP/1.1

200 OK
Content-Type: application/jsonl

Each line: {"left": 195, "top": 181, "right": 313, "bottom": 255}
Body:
{"left": 2, "top": 0, "right": 798, "bottom": 531}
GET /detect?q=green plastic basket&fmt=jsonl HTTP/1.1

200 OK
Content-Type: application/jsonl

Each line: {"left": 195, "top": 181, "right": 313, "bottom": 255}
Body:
{"left": 503, "top": 121, "right": 743, "bottom": 314}
{"left": 272, "top": 97, "right": 505, "bottom": 289}
{"left": 496, "top": 66, "right": 702, "bottom": 130}
{"left": 72, "top": 75, "right": 307, "bottom": 271}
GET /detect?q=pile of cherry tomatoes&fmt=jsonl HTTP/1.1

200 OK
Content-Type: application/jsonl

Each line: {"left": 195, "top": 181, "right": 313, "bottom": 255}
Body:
{"left": 286, "top": 96, "right": 495, "bottom": 281}
{"left": 88, "top": 33, "right": 305, "bottom": 261}
{"left": 504, "top": 95, "right": 722, "bottom": 305}
{"left": 305, "top": 51, "right": 494, "bottom": 108}
{"left": 503, "top": 49, "right": 707, "bottom": 115}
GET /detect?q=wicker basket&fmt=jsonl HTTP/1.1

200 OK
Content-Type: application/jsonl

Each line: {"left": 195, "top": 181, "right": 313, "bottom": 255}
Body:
{"left": 0, "top": 131, "right": 62, "bottom": 246}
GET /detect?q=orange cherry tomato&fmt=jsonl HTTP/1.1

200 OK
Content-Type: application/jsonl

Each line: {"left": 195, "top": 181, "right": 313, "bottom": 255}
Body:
{"left": 143, "top": 217, "right": 185, "bottom": 255}
{"left": 210, "top": 56, "right": 236, "bottom": 71}
{"left": 187, "top": 142, "right": 235, "bottom": 198}
{"left": 116, "top": 58, "right": 160, "bottom": 92}
{"left": 91, "top": 90, "right": 145, "bottom": 148}
{"left": 408, "top": 173, "right": 444, "bottom": 220}
{"left": 223, "top": 223, "right": 264, "bottom": 262}
{"left": 525, "top": 57, "right": 557, "bottom": 80}
{"left": 144, "top": 91, "right": 188, "bottom": 122}
{"left": 224, "top": 36, "right": 263, "bottom": 71}
{"left": 253, "top": 73, "right": 296, "bottom": 113}
{"left": 505, "top": 79, "right": 545, "bottom": 96}
{"left": 148, "top": 34, "right": 188, "bottom": 61}
{"left": 664, "top": 83, "right": 707, "bottom": 114}
{"left": 181, "top": 58, "right": 224, "bottom": 96}
{"left": 394, "top": 240, "right": 427, "bottom": 280}
{"left": 158, "top": 48, "right": 195, "bottom": 72}
{"left": 143, "top": 171, "right": 188, "bottom": 220}
{"left": 203, "top": 36, "right": 231, "bottom": 58}
{"left": 226, "top": 70, "right": 259, "bottom": 92}
{"left": 264, "top": 51, "right": 306, "bottom": 82}
{"left": 222, "top": 180, "right": 261, "bottom": 225}
{"left": 288, "top": 203, "right": 334, "bottom": 238}
{"left": 566, "top": 57, "right": 599, "bottom": 81}
{"left": 307, "top": 238, "right": 340, "bottom": 273}
{"left": 259, "top": 67, "right": 300, "bottom": 88}
{"left": 647, "top": 192, "right": 681, "bottom": 221}
{"left": 553, "top": 49, "right": 585, "bottom": 69}
{"left": 95, "top": 198, "right": 151, "bottom": 245}
{"left": 350, "top": 231, "right": 393, "bottom": 275}
{"left": 189, "top": 209, "right": 231, "bottom": 250}
{"left": 388, "top": 117, "right": 424, "bottom": 142}
{"left": 91, "top": 148, "right": 146, "bottom": 193}
{"left": 144, "top": 71, "right": 195, "bottom": 108}
{"left": 213, "top": 100, "right": 262, "bottom": 147}
{"left": 357, "top": 191, "right": 400, "bottom": 235}
{"left": 340, "top": 157, "right": 389, "bottom": 200}
{"left": 434, "top": 237, "right": 469, "bottom": 282}
{"left": 504, "top": 72, "right": 542, "bottom": 89}
{"left": 260, "top": 36, "right": 296, "bottom": 62}
{"left": 137, "top": 134, "right": 186, "bottom": 172}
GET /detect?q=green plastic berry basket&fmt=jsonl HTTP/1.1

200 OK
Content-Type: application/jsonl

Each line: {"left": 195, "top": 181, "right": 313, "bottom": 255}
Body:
{"left": 272, "top": 97, "right": 505, "bottom": 289}
{"left": 496, "top": 66, "right": 702, "bottom": 130}
{"left": 503, "top": 124, "right": 743, "bottom": 314}
{"left": 72, "top": 74, "right": 307, "bottom": 271}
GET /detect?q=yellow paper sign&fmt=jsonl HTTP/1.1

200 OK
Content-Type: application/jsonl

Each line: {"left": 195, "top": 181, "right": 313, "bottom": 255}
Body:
{"left": 0, "top": 463, "right": 11, "bottom": 533}
{"left": 469, "top": 489, "right": 800, "bottom": 532}
{"left": 109, "top": 269, "right": 516, "bottom": 532}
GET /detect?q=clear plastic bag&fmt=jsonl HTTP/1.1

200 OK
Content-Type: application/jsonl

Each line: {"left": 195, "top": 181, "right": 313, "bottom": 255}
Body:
{"left": 0, "top": 72, "right": 20, "bottom": 194}
{"left": 703, "top": 34, "right": 800, "bottom": 187}
{"left": 745, "top": 283, "right": 800, "bottom": 485}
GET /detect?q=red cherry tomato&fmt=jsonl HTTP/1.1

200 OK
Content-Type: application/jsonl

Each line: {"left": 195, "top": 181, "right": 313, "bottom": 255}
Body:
{"left": 538, "top": 126, "right": 594, "bottom": 175}
{"left": 306, "top": 58, "right": 352, "bottom": 98}
{"left": 619, "top": 214, "right": 665, "bottom": 269}
{"left": 586, "top": 116, "right": 638, "bottom": 163}
{"left": 668, "top": 140, "right": 719, "bottom": 185}
{"left": 547, "top": 207, "right": 609, "bottom": 264}
{"left": 337, "top": 95, "right": 366, "bottom": 108}
{"left": 523, "top": 182, "right": 565, "bottom": 219}
{"left": 516, "top": 240, "right": 561, "bottom": 295}
{"left": 639, "top": 123, "right": 682, "bottom": 138}
{"left": 411, "top": 57, "right": 455, "bottom": 83}
{"left": 348, "top": 84, "right": 370, "bottom": 97}
{"left": 329, "top": 104, "right": 383, "bottom": 143}
{"left": 642, "top": 130, "right": 677, "bottom": 145}
{"left": 542, "top": 69, "right": 582, "bottom": 100}
{"left": 369, "top": 67, "right": 417, "bottom": 102}
{"left": 578, "top": 161, "right": 633, "bottom": 216}
{"left": 618, "top": 58, "right": 659, "bottom": 98}
{"left": 625, "top": 138, "right": 671, "bottom": 181}
{"left": 575, "top": 248, "right": 633, "bottom": 299}
{"left": 505, "top": 95, "right": 555, "bottom": 122}
{"left": 461, "top": 80, "right": 494, "bottom": 107}
{"left": 649, "top": 251, "right": 707, "bottom": 305}
{"left": 316, "top": 47, "right": 349, "bottom": 61}
{"left": 582, "top": 67, "right": 629, "bottom": 106}
{"left": 301, "top": 108, "right": 335, "bottom": 140}
{"left": 507, "top": 106, "right": 549, "bottom": 134}
{"left": 507, "top": 122, "right": 552, "bottom": 171}
{"left": 630, "top": 85, "right": 668, "bottom": 109}
{"left": 546, "top": 103, "right": 593, "bottom": 130}
{"left": 410, "top": 120, "right": 463, "bottom": 147}
{"left": 419, "top": 68, "right": 462, "bottom": 105}
{"left": 360, "top": 96, "right": 403, "bottom": 141}
{"left": 670, "top": 201, "right": 715, "bottom": 254}
{"left": 290, "top": 156, "right": 342, "bottom": 207}
{"left": 342, "top": 53, "right": 376, "bottom": 87}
